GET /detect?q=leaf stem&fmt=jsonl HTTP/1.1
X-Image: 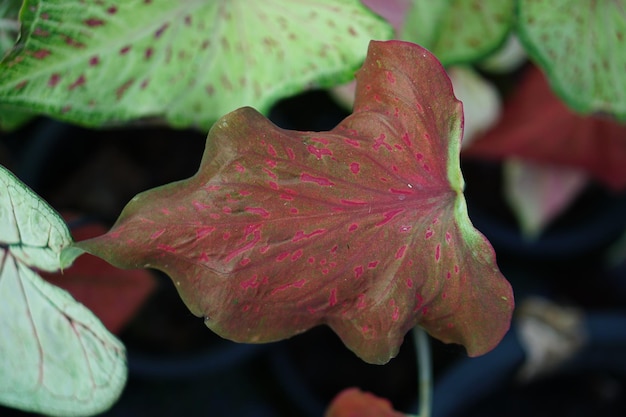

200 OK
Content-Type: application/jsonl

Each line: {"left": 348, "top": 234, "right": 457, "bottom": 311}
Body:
{"left": 411, "top": 326, "right": 432, "bottom": 417}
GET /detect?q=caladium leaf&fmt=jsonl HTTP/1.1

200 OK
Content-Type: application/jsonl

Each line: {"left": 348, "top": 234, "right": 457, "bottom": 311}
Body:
{"left": 0, "top": 0, "right": 20, "bottom": 57}
{"left": 0, "top": 165, "right": 127, "bottom": 416}
{"left": 463, "top": 65, "right": 626, "bottom": 191}
{"left": 517, "top": 0, "right": 626, "bottom": 119}
{"left": 503, "top": 159, "right": 589, "bottom": 239}
{"left": 77, "top": 40, "right": 514, "bottom": 365}
{"left": 325, "top": 388, "right": 406, "bottom": 417}
{"left": 0, "top": 0, "right": 393, "bottom": 129}
{"left": 401, "top": 0, "right": 515, "bottom": 66}
{"left": 0, "top": 0, "right": 35, "bottom": 131}
{"left": 361, "top": 0, "right": 412, "bottom": 34}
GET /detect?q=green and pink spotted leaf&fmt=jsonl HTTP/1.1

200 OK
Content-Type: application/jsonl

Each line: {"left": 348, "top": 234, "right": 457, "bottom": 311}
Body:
{"left": 517, "top": 0, "right": 626, "bottom": 119}
{"left": 0, "top": 0, "right": 35, "bottom": 131}
{"left": 77, "top": 41, "right": 514, "bottom": 365}
{"left": 0, "top": 0, "right": 392, "bottom": 129}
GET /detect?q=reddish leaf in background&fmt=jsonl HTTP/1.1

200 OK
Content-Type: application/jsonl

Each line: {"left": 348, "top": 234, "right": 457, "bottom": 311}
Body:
{"left": 463, "top": 65, "right": 626, "bottom": 191}
{"left": 324, "top": 388, "right": 406, "bottom": 417}
{"left": 42, "top": 215, "right": 156, "bottom": 334}
{"left": 77, "top": 41, "right": 513, "bottom": 364}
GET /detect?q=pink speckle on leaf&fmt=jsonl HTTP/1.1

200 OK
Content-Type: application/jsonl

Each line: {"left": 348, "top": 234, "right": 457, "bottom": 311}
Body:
{"left": 116, "top": 79, "right": 134, "bottom": 100}
{"left": 300, "top": 173, "right": 334, "bottom": 186}
{"left": 271, "top": 279, "right": 306, "bottom": 295}
{"left": 263, "top": 167, "right": 277, "bottom": 179}
{"left": 357, "top": 294, "right": 366, "bottom": 309}
{"left": 311, "top": 137, "right": 330, "bottom": 145}
{"left": 224, "top": 230, "right": 261, "bottom": 262}
{"left": 344, "top": 138, "right": 360, "bottom": 147}
{"left": 33, "top": 27, "right": 50, "bottom": 37}
{"left": 32, "top": 49, "right": 51, "bottom": 59}
{"left": 376, "top": 209, "right": 404, "bottom": 227}
{"left": 350, "top": 162, "right": 360, "bottom": 174}
{"left": 240, "top": 275, "right": 264, "bottom": 290}
{"left": 196, "top": 226, "right": 216, "bottom": 238}
{"left": 373, "top": 133, "right": 393, "bottom": 151}
{"left": 48, "top": 73, "right": 61, "bottom": 87}
{"left": 329, "top": 288, "right": 338, "bottom": 306}
{"left": 63, "top": 36, "right": 85, "bottom": 48}
{"left": 68, "top": 75, "right": 86, "bottom": 90}
{"left": 89, "top": 56, "right": 100, "bottom": 66}
{"left": 401, "top": 132, "right": 412, "bottom": 147}
{"left": 395, "top": 245, "right": 407, "bottom": 259}
{"left": 85, "top": 18, "right": 105, "bottom": 27}
{"left": 391, "top": 304, "right": 400, "bottom": 321}
{"left": 307, "top": 145, "right": 333, "bottom": 159}
{"left": 292, "top": 229, "right": 326, "bottom": 242}
{"left": 157, "top": 243, "right": 177, "bottom": 253}
{"left": 354, "top": 266, "right": 364, "bottom": 279}
{"left": 245, "top": 207, "right": 270, "bottom": 217}
{"left": 435, "top": 244, "right": 441, "bottom": 261}
{"left": 155, "top": 22, "right": 170, "bottom": 38}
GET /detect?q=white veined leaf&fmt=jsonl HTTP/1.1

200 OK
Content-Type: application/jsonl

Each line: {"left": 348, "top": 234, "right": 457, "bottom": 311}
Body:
{"left": 0, "top": 164, "right": 127, "bottom": 416}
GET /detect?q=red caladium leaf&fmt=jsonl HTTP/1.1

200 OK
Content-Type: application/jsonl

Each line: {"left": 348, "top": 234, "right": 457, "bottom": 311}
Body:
{"left": 463, "top": 65, "right": 626, "bottom": 191}
{"left": 324, "top": 388, "right": 406, "bottom": 417}
{"left": 77, "top": 40, "right": 513, "bottom": 364}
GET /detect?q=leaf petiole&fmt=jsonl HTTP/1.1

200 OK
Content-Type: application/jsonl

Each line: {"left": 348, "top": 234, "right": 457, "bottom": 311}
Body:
{"left": 410, "top": 326, "right": 432, "bottom": 417}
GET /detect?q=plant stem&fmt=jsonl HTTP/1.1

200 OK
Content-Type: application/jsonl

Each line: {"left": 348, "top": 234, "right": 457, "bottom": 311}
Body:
{"left": 412, "top": 326, "right": 432, "bottom": 417}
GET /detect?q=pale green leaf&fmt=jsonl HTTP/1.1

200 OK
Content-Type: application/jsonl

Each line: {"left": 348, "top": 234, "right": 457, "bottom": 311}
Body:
{"left": 517, "top": 0, "right": 626, "bottom": 119}
{"left": 401, "top": 0, "right": 514, "bottom": 66}
{"left": 0, "top": 0, "right": 393, "bottom": 129}
{"left": 0, "top": 164, "right": 79, "bottom": 271}
{"left": 0, "top": 165, "right": 127, "bottom": 416}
